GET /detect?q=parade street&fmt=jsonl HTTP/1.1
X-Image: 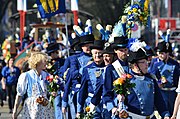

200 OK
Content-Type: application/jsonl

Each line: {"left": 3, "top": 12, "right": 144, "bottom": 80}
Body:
{"left": 0, "top": 100, "right": 23, "bottom": 119}
{"left": 0, "top": 101, "right": 12, "bottom": 119}
{"left": 0, "top": 0, "right": 179, "bottom": 119}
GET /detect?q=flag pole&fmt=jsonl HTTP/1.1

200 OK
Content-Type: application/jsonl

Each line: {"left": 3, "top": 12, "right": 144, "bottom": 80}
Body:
{"left": 17, "top": 0, "right": 26, "bottom": 48}
{"left": 19, "top": 11, "right": 24, "bottom": 47}
{"left": 65, "top": 13, "right": 69, "bottom": 57}
{"left": 73, "top": 11, "right": 78, "bottom": 25}
{"left": 71, "top": 0, "right": 79, "bottom": 25}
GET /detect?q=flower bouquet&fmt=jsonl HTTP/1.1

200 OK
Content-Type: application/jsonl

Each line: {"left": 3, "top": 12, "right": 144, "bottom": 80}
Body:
{"left": 113, "top": 74, "right": 135, "bottom": 118}
{"left": 46, "top": 75, "right": 64, "bottom": 104}
{"left": 78, "top": 106, "right": 95, "bottom": 119}
{"left": 124, "top": 0, "right": 150, "bottom": 26}
{"left": 160, "top": 76, "right": 167, "bottom": 84}
{"left": 46, "top": 60, "right": 56, "bottom": 75}
{"left": 157, "top": 75, "right": 167, "bottom": 88}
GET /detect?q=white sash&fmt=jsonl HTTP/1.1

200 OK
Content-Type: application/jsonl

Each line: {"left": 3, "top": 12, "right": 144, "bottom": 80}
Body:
{"left": 112, "top": 60, "right": 125, "bottom": 77}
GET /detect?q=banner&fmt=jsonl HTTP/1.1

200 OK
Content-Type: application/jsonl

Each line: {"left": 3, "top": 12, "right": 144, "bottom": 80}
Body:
{"left": 36, "top": 0, "right": 66, "bottom": 18}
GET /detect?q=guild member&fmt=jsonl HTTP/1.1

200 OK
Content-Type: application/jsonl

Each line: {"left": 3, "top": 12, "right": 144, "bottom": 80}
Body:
{"left": 46, "top": 43, "right": 65, "bottom": 119}
{"left": 77, "top": 40, "right": 105, "bottom": 118}
{"left": 62, "top": 34, "right": 94, "bottom": 118}
{"left": 151, "top": 41, "right": 179, "bottom": 116}
{"left": 103, "top": 36, "right": 129, "bottom": 118}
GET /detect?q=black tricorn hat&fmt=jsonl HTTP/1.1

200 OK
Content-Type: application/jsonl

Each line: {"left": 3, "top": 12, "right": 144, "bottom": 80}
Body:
{"left": 128, "top": 48, "right": 148, "bottom": 63}
{"left": 90, "top": 40, "right": 105, "bottom": 50}
{"left": 112, "top": 36, "right": 128, "bottom": 49}
{"left": 103, "top": 42, "right": 114, "bottom": 54}
{"left": 71, "top": 36, "right": 80, "bottom": 49}
{"left": 46, "top": 43, "right": 59, "bottom": 54}
{"left": 78, "top": 34, "right": 95, "bottom": 47}
{"left": 145, "top": 46, "right": 156, "bottom": 57}
{"left": 156, "top": 41, "right": 172, "bottom": 53}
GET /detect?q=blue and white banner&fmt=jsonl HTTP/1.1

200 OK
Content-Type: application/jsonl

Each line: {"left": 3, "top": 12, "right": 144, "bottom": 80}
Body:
{"left": 36, "top": 0, "right": 66, "bottom": 18}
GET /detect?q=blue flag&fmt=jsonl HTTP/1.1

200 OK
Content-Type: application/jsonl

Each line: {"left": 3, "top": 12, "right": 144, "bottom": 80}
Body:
{"left": 36, "top": 0, "right": 66, "bottom": 18}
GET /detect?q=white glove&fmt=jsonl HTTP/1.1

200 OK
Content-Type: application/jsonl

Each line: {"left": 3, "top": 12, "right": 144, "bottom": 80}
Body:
{"left": 89, "top": 102, "right": 95, "bottom": 112}
{"left": 117, "top": 94, "right": 125, "bottom": 102}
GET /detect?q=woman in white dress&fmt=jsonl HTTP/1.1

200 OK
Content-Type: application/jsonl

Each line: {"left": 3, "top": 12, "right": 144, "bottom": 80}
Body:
{"left": 172, "top": 77, "right": 180, "bottom": 119}
{"left": 12, "top": 52, "right": 54, "bottom": 119}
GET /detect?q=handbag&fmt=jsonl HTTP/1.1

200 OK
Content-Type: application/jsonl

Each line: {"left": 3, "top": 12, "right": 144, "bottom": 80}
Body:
{"left": 36, "top": 95, "right": 49, "bottom": 106}
{"left": 36, "top": 81, "right": 49, "bottom": 106}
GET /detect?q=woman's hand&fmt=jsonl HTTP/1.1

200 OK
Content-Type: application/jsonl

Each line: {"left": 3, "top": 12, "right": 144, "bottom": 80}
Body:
{"left": 12, "top": 95, "right": 22, "bottom": 119}
{"left": 171, "top": 115, "right": 176, "bottom": 119}
{"left": 1, "top": 77, "right": 6, "bottom": 89}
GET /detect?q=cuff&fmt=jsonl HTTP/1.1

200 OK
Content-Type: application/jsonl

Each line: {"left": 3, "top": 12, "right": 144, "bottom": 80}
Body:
{"left": 161, "top": 111, "right": 170, "bottom": 118}
{"left": 62, "top": 100, "right": 68, "bottom": 108}
{"left": 106, "top": 102, "right": 115, "bottom": 112}
{"left": 77, "top": 102, "right": 83, "bottom": 113}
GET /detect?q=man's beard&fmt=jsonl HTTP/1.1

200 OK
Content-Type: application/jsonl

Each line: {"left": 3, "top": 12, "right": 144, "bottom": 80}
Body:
{"left": 120, "top": 55, "right": 127, "bottom": 61}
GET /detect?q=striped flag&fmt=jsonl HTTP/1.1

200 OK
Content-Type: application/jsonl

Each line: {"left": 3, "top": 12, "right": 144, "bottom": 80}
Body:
{"left": 17, "top": 0, "right": 27, "bottom": 11}
{"left": 17, "top": 0, "right": 27, "bottom": 46}
{"left": 71, "top": 0, "right": 78, "bottom": 25}
{"left": 71, "top": 0, "right": 78, "bottom": 11}
{"left": 36, "top": 0, "right": 66, "bottom": 18}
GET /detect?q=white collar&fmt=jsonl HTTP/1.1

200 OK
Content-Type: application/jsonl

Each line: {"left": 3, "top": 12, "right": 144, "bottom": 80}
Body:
{"left": 134, "top": 75, "right": 145, "bottom": 80}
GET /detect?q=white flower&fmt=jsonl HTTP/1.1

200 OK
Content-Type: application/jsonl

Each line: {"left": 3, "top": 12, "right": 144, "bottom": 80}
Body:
{"left": 54, "top": 78, "right": 58, "bottom": 83}
{"left": 141, "top": 41, "right": 147, "bottom": 47}
{"left": 108, "top": 35, "right": 114, "bottom": 43}
{"left": 124, "top": 7, "right": 131, "bottom": 13}
{"left": 138, "top": 9, "right": 142, "bottom": 14}
{"left": 129, "top": 40, "right": 146, "bottom": 52}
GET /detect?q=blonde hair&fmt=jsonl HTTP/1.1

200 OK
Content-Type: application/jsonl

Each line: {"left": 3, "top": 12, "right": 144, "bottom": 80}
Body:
{"left": 28, "top": 52, "right": 48, "bottom": 69}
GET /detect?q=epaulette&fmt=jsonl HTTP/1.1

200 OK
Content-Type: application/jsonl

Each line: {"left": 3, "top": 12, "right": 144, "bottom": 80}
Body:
{"left": 86, "top": 59, "right": 93, "bottom": 66}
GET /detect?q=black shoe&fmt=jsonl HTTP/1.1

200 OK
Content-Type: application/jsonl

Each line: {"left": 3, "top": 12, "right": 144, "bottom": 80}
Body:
{"left": 9, "top": 110, "right": 13, "bottom": 113}
{"left": 1, "top": 101, "right": 4, "bottom": 107}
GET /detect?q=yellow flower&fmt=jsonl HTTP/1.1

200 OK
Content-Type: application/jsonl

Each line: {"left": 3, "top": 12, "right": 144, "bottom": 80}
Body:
{"left": 128, "top": 11, "right": 132, "bottom": 15}
{"left": 54, "top": 78, "right": 58, "bottom": 83}
{"left": 132, "top": 8, "right": 138, "bottom": 13}
{"left": 55, "top": 75, "right": 59, "bottom": 79}
{"left": 126, "top": 74, "right": 132, "bottom": 79}
{"left": 121, "top": 15, "right": 127, "bottom": 23}
{"left": 85, "top": 106, "right": 90, "bottom": 112}
{"left": 139, "top": 16, "right": 144, "bottom": 21}
{"left": 113, "top": 78, "right": 125, "bottom": 85}
{"left": 127, "top": 21, "right": 132, "bottom": 25}
{"left": 161, "top": 76, "right": 167, "bottom": 83}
